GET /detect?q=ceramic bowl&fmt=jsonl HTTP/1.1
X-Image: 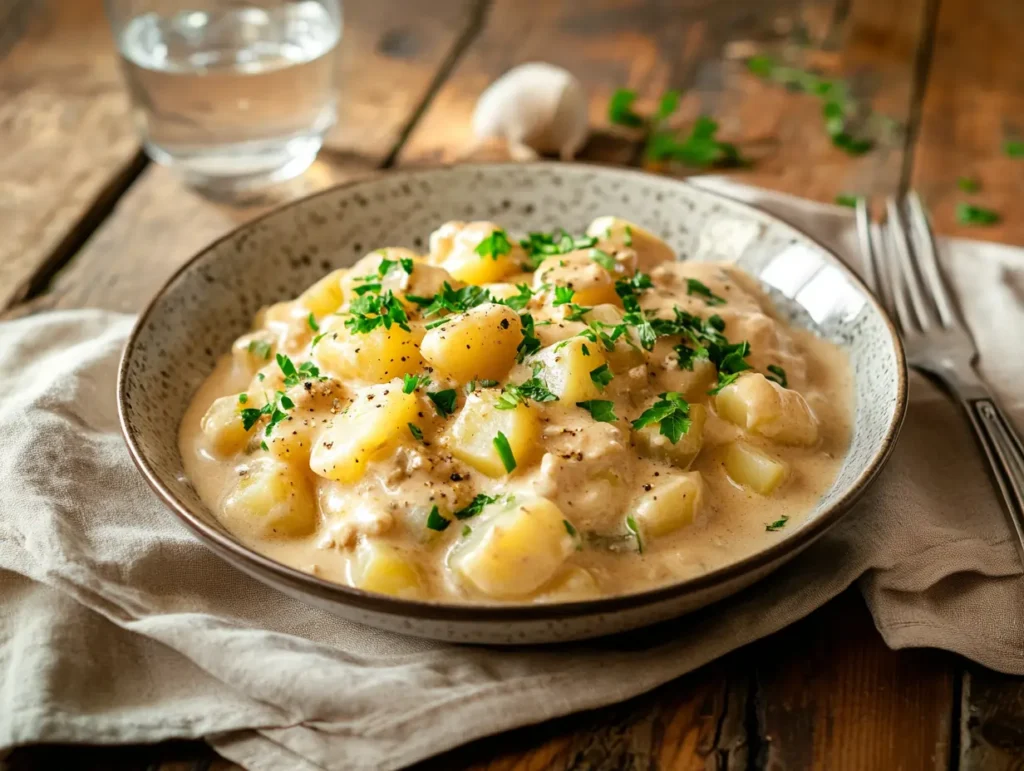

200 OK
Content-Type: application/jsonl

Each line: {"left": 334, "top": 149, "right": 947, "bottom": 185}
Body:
{"left": 118, "top": 163, "right": 906, "bottom": 644}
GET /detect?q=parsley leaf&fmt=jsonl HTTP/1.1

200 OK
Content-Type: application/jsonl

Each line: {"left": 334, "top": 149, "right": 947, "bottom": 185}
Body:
{"left": 495, "top": 377, "right": 558, "bottom": 409}
{"left": 655, "top": 89, "right": 681, "bottom": 122}
{"left": 589, "top": 248, "right": 618, "bottom": 271}
{"left": 589, "top": 363, "right": 613, "bottom": 390}
{"left": 247, "top": 339, "right": 272, "bottom": 360}
{"left": 835, "top": 194, "right": 860, "bottom": 208}
{"left": 553, "top": 286, "right": 575, "bottom": 306}
{"left": 646, "top": 115, "right": 744, "bottom": 168}
{"left": 493, "top": 431, "right": 517, "bottom": 473}
{"left": 402, "top": 373, "right": 431, "bottom": 394}
{"left": 426, "top": 505, "right": 450, "bottom": 531}
{"left": 625, "top": 514, "right": 644, "bottom": 554}
{"left": 956, "top": 203, "right": 1000, "bottom": 226}
{"left": 407, "top": 422, "right": 424, "bottom": 442}
{"left": 500, "top": 283, "right": 536, "bottom": 311}
{"left": 474, "top": 229, "right": 512, "bottom": 260}
{"left": 454, "top": 493, "right": 499, "bottom": 520}
{"left": 766, "top": 515, "right": 790, "bottom": 532}
{"left": 766, "top": 365, "right": 788, "bottom": 388}
{"left": 240, "top": 407, "right": 264, "bottom": 432}
{"left": 238, "top": 393, "right": 248, "bottom": 404}
{"left": 957, "top": 177, "right": 980, "bottom": 193}
{"left": 418, "top": 282, "right": 493, "bottom": 317}
{"left": 631, "top": 392, "right": 691, "bottom": 443}
{"left": 516, "top": 313, "right": 542, "bottom": 362}
{"left": 563, "top": 519, "right": 579, "bottom": 538}
{"left": 307, "top": 313, "right": 319, "bottom": 332}
{"left": 427, "top": 389, "right": 458, "bottom": 418}
{"left": 686, "top": 278, "right": 726, "bottom": 306}
{"left": 608, "top": 88, "right": 644, "bottom": 127}
{"left": 576, "top": 400, "right": 618, "bottom": 422}
{"left": 1004, "top": 140, "right": 1024, "bottom": 158}
{"left": 345, "top": 290, "right": 411, "bottom": 334}
{"left": 276, "top": 353, "right": 322, "bottom": 388}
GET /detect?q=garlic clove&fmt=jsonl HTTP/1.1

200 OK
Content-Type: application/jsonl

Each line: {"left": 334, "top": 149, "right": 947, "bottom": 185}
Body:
{"left": 471, "top": 62, "right": 589, "bottom": 161}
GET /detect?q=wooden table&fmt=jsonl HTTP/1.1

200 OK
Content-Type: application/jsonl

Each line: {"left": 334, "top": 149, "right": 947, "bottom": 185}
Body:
{"left": 3, "top": 0, "right": 1022, "bottom": 768}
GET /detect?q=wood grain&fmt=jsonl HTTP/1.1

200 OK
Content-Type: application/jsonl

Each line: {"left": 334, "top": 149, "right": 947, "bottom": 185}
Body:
{"left": 909, "top": 0, "right": 1024, "bottom": 243}
{"left": 40, "top": 0, "right": 481, "bottom": 313}
{"left": 399, "top": 0, "right": 926, "bottom": 204}
{"left": 0, "top": 0, "right": 141, "bottom": 312}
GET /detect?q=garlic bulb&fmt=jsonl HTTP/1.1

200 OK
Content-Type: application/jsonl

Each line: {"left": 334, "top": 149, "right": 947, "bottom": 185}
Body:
{"left": 471, "top": 63, "right": 589, "bottom": 161}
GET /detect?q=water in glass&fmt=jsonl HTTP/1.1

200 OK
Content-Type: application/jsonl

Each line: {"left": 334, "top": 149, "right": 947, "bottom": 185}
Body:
{"left": 116, "top": 1, "right": 341, "bottom": 190}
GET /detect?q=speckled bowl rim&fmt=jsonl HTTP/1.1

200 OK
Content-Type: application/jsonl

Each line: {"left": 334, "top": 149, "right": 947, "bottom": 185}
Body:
{"left": 118, "top": 162, "right": 908, "bottom": 623}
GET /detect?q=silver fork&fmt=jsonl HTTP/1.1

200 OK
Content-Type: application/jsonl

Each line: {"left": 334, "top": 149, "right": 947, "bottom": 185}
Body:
{"left": 857, "top": 193, "right": 1024, "bottom": 562}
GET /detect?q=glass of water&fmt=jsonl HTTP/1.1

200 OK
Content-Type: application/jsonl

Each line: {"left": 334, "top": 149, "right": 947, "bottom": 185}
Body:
{"left": 106, "top": 0, "right": 342, "bottom": 192}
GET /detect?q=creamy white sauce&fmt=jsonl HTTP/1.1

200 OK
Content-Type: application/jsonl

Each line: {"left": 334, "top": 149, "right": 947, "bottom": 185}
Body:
{"left": 179, "top": 220, "right": 852, "bottom": 603}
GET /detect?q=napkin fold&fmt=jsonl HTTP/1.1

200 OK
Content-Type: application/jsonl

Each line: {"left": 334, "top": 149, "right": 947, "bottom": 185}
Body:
{"left": 0, "top": 184, "right": 1021, "bottom": 771}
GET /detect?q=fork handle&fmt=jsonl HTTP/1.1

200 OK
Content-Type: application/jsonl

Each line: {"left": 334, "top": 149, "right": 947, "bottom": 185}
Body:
{"left": 963, "top": 394, "right": 1024, "bottom": 562}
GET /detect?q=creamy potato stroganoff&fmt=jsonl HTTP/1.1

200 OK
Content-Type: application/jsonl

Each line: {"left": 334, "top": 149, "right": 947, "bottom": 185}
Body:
{"left": 180, "top": 217, "right": 852, "bottom": 603}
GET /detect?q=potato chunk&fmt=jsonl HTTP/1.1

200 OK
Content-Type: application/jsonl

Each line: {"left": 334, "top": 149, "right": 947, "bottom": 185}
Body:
{"left": 310, "top": 382, "right": 420, "bottom": 483}
{"left": 223, "top": 459, "right": 317, "bottom": 537}
{"left": 451, "top": 497, "right": 575, "bottom": 599}
{"left": 420, "top": 302, "right": 522, "bottom": 382}
{"left": 446, "top": 391, "right": 539, "bottom": 477}
{"left": 586, "top": 216, "right": 675, "bottom": 272}
{"left": 539, "top": 565, "right": 601, "bottom": 601}
{"left": 533, "top": 337, "right": 609, "bottom": 404}
{"left": 430, "top": 221, "right": 523, "bottom": 285}
{"left": 533, "top": 251, "right": 621, "bottom": 307}
{"left": 298, "top": 269, "right": 347, "bottom": 316}
{"left": 585, "top": 304, "right": 646, "bottom": 372}
{"left": 715, "top": 373, "right": 819, "bottom": 446}
{"left": 341, "top": 249, "right": 456, "bottom": 308}
{"left": 724, "top": 441, "right": 789, "bottom": 495}
{"left": 633, "top": 403, "right": 706, "bottom": 469}
{"left": 201, "top": 394, "right": 254, "bottom": 457}
{"left": 314, "top": 318, "right": 423, "bottom": 384}
{"left": 632, "top": 471, "right": 704, "bottom": 538}
{"left": 349, "top": 541, "right": 423, "bottom": 598}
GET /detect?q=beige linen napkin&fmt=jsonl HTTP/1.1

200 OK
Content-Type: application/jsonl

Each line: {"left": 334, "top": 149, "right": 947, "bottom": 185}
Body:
{"left": 0, "top": 185, "right": 1021, "bottom": 771}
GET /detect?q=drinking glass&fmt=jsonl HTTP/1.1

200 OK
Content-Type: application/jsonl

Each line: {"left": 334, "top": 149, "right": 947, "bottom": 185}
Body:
{"left": 105, "top": 0, "right": 342, "bottom": 192}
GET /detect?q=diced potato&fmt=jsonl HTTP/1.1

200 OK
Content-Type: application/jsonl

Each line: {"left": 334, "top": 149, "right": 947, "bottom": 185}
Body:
{"left": 724, "top": 441, "right": 789, "bottom": 495}
{"left": 539, "top": 565, "right": 601, "bottom": 601}
{"left": 451, "top": 497, "right": 575, "bottom": 599}
{"left": 632, "top": 471, "right": 704, "bottom": 538}
{"left": 265, "top": 413, "right": 330, "bottom": 465}
{"left": 314, "top": 318, "right": 423, "bottom": 384}
{"left": 715, "top": 373, "right": 819, "bottom": 446}
{"left": 586, "top": 304, "right": 647, "bottom": 372}
{"left": 484, "top": 282, "right": 526, "bottom": 302}
{"left": 349, "top": 541, "right": 423, "bottom": 598}
{"left": 420, "top": 303, "right": 521, "bottom": 382}
{"left": 201, "top": 394, "right": 254, "bottom": 456}
{"left": 587, "top": 216, "right": 676, "bottom": 272}
{"left": 298, "top": 269, "right": 347, "bottom": 316}
{"left": 430, "top": 221, "right": 523, "bottom": 285}
{"left": 533, "top": 337, "right": 609, "bottom": 404}
{"left": 446, "top": 391, "right": 540, "bottom": 477}
{"left": 533, "top": 251, "right": 621, "bottom": 307}
{"left": 222, "top": 458, "right": 317, "bottom": 537}
{"left": 341, "top": 249, "right": 457, "bottom": 308}
{"left": 634, "top": 403, "right": 706, "bottom": 469}
{"left": 310, "top": 382, "right": 420, "bottom": 483}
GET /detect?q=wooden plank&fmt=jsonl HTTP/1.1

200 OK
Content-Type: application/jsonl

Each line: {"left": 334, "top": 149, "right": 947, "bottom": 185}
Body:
{"left": 39, "top": 0, "right": 480, "bottom": 313}
{"left": 959, "top": 665, "right": 1024, "bottom": 771}
{"left": 753, "top": 589, "right": 955, "bottom": 770}
{"left": 909, "top": 0, "right": 1024, "bottom": 243}
{"left": 399, "top": 0, "right": 925, "bottom": 204}
{"left": 0, "top": 0, "right": 141, "bottom": 312}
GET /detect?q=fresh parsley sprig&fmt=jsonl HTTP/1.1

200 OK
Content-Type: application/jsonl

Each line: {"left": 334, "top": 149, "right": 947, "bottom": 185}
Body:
{"left": 344, "top": 290, "right": 411, "bottom": 334}
{"left": 474, "top": 229, "right": 512, "bottom": 260}
{"left": 631, "top": 392, "right": 692, "bottom": 443}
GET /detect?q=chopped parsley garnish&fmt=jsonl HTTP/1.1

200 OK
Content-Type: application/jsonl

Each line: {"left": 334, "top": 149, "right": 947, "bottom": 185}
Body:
{"left": 589, "top": 248, "right": 617, "bottom": 271}
{"left": 415, "top": 282, "right": 492, "bottom": 317}
{"left": 311, "top": 331, "right": 328, "bottom": 348}
{"left": 493, "top": 432, "right": 517, "bottom": 473}
{"left": 427, "top": 389, "right": 458, "bottom": 417}
{"left": 835, "top": 194, "right": 860, "bottom": 208}
{"left": 495, "top": 377, "right": 558, "bottom": 409}
{"left": 260, "top": 441, "right": 269, "bottom": 452}
{"left": 646, "top": 115, "right": 745, "bottom": 167}
{"left": 766, "top": 515, "right": 789, "bottom": 532}
{"left": 686, "top": 278, "right": 726, "bottom": 306}
{"left": 306, "top": 313, "right": 319, "bottom": 332}
{"left": 589, "top": 363, "right": 613, "bottom": 390}
{"left": 623, "top": 225, "right": 633, "bottom": 246}
{"left": 1004, "top": 140, "right": 1024, "bottom": 158}
{"left": 408, "top": 423, "right": 424, "bottom": 442}
{"left": 708, "top": 340, "right": 752, "bottom": 394}
{"left": 238, "top": 393, "right": 248, "bottom": 404}
{"left": 345, "top": 290, "right": 410, "bottom": 333}
{"left": 426, "top": 505, "right": 450, "bottom": 532}
{"left": 614, "top": 271, "right": 652, "bottom": 311}
{"left": 519, "top": 230, "right": 596, "bottom": 268}
{"left": 240, "top": 390, "right": 295, "bottom": 436}
{"left": 247, "top": 339, "right": 272, "bottom": 360}
{"left": 581, "top": 344, "right": 591, "bottom": 356}
{"left": 479, "top": 379, "right": 499, "bottom": 388}
{"left": 608, "top": 87, "right": 645, "bottom": 127}
{"left": 461, "top": 525, "right": 472, "bottom": 537}
{"left": 500, "top": 283, "right": 536, "bottom": 311}
{"left": 766, "top": 365, "right": 788, "bottom": 388}
{"left": 631, "top": 392, "right": 691, "bottom": 443}
{"left": 956, "top": 203, "right": 1000, "bottom": 226}
{"left": 625, "top": 514, "right": 643, "bottom": 554}
{"left": 454, "top": 493, "right": 499, "bottom": 520}
{"left": 957, "top": 177, "right": 980, "bottom": 193}
{"left": 402, "top": 373, "right": 431, "bottom": 394}
{"left": 576, "top": 399, "right": 618, "bottom": 422}
{"left": 565, "top": 303, "right": 591, "bottom": 322}
{"left": 276, "top": 353, "right": 323, "bottom": 387}
{"left": 474, "top": 229, "right": 512, "bottom": 260}
{"left": 563, "top": 519, "right": 578, "bottom": 538}
{"left": 256, "top": 373, "right": 265, "bottom": 382}
{"left": 516, "top": 313, "right": 542, "bottom": 362}
{"left": 553, "top": 286, "right": 575, "bottom": 306}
